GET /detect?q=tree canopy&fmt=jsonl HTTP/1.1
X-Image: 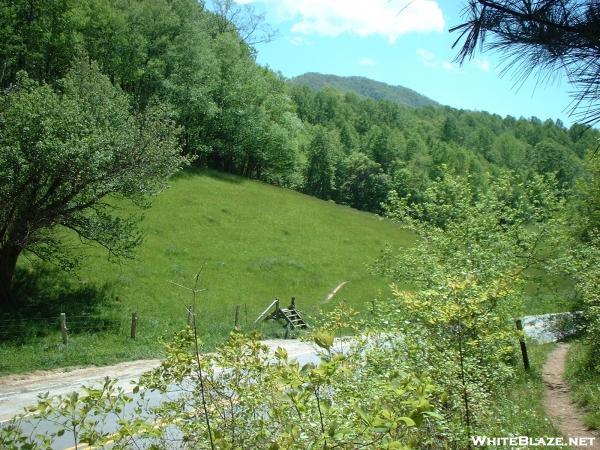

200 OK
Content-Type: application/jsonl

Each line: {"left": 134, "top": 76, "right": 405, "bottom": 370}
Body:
{"left": 0, "top": 59, "right": 187, "bottom": 305}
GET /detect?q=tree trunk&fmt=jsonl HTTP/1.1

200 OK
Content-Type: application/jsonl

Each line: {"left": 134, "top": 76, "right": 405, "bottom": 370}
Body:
{"left": 0, "top": 246, "right": 20, "bottom": 307}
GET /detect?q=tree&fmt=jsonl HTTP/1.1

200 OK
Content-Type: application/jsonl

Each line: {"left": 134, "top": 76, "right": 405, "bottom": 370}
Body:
{"left": 303, "top": 126, "right": 341, "bottom": 200}
{"left": 364, "top": 125, "right": 404, "bottom": 168}
{"left": 210, "top": 0, "right": 276, "bottom": 45}
{"left": 0, "top": 59, "right": 188, "bottom": 306}
{"left": 0, "top": 0, "right": 83, "bottom": 88}
{"left": 563, "top": 153, "right": 600, "bottom": 368}
{"left": 377, "top": 170, "right": 565, "bottom": 286}
{"left": 451, "top": 0, "right": 600, "bottom": 125}
{"left": 374, "top": 170, "right": 566, "bottom": 442}
{"left": 338, "top": 153, "right": 391, "bottom": 213}
{"left": 528, "top": 139, "right": 581, "bottom": 188}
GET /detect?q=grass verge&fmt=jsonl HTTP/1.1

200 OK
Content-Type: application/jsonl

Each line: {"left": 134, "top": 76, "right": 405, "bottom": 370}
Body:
{"left": 565, "top": 341, "right": 600, "bottom": 430}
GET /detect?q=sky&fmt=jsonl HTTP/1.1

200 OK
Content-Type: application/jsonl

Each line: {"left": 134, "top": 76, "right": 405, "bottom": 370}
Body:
{"left": 232, "top": 0, "right": 578, "bottom": 126}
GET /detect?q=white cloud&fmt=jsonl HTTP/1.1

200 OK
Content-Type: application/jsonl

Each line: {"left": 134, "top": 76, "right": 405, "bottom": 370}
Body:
{"left": 359, "top": 58, "right": 376, "bottom": 66}
{"left": 474, "top": 58, "right": 491, "bottom": 72}
{"left": 416, "top": 48, "right": 436, "bottom": 68}
{"left": 237, "top": 0, "right": 445, "bottom": 43}
{"left": 442, "top": 61, "right": 460, "bottom": 72}
{"left": 416, "top": 50, "right": 462, "bottom": 73}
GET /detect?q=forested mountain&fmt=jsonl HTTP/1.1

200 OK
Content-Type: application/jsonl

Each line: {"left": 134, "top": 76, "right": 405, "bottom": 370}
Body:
{"left": 288, "top": 81, "right": 597, "bottom": 212}
{"left": 1, "top": 0, "right": 599, "bottom": 222}
{"left": 291, "top": 72, "right": 440, "bottom": 108}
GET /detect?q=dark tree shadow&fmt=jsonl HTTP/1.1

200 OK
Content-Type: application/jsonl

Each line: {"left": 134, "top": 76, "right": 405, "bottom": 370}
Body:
{"left": 1, "top": 263, "right": 121, "bottom": 343}
{"left": 173, "top": 167, "right": 245, "bottom": 184}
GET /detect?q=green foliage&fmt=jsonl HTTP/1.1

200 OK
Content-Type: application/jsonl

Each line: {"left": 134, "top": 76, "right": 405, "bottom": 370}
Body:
{"left": 563, "top": 234, "right": 600, "bottom": 368}
{"left": 0, "top": 58, "right": 186, "bottom": 304}
{"left": 0, "top": 0, "right": 300, "bottom": 188}
{"left": 303, "top": 126, "right": 341, "bottom": 200}
{"left": 528, "top": 140, "right": 582, "bottom": 188}
{"left": 562, "top": 153, "right": 600, "bottom": 369}
{"left": 0, "top": 315, "right": 569, "bottom": 449}
{"left": 1, "top": 324, "right": 446, "bottom": 449}
{"left": 572, "top": 152, "right": 600, "bottom": 241}
{"left": 566, "top": 342, "right": 600, "bottom": 430}
{"left": 337, "top": 153, "right": 391, "bottom": 213}
{"left": 377, "top": 171, "right": 565, "bottom": 289}
{"left": 0, "top": 377, "right": 133, "bottom": 449}
{"left": 0, "top": 0, "right": 84, "bottom": 86}
{"left": 1, "top": 0, "right": 595, "bottom": 218}
{"left": 290, "top": 79, "right": 595, "bottom": 214}
{"left": 372, "top": 170, "right": 566, "bottom": 443}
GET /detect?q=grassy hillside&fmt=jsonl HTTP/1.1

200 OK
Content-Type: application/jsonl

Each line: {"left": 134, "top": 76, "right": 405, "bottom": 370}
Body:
{"left": 291, "top": 72, "right": 439, "bottom": 108}
{"left": 0, "top": 170, "right": 414, "bottom": 373}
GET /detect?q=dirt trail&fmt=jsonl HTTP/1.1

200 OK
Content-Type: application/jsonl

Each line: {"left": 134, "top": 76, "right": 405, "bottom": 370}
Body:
{"left": 542, "top": 343, "right": 600, "bottom": 449}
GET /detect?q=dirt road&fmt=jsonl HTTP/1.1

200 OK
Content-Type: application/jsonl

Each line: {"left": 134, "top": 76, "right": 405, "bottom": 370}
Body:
{"left": 0, "top": 339, "right": 319, "bottom": 422}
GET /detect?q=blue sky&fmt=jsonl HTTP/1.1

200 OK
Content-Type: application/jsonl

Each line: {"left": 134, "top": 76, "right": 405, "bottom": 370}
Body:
{"left": 232, "top": 0, "right": 576, "bottom": 125}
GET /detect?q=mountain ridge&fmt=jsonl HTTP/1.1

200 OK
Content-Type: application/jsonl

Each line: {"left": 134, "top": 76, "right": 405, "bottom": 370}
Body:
{"left": 290, "top": 72, "right": 440, "bottom": 109}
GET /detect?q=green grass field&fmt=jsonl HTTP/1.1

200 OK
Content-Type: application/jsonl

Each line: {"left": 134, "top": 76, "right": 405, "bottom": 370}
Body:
{"left": 1, "top": 170, "right": 415, "bottom": 373}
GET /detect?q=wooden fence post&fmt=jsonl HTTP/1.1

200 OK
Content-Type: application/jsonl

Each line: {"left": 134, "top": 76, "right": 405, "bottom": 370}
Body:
{"left": 515, "top": 319, "right": 530, "bottom": 370}
{"left": 130, "top": 312, "right": 138, "bottom": 339}
{"left": 60, "top": 313, "right": 68, "bottom": 345}
{"left": 234, "top": 305, "right": 241, "bottom": 330}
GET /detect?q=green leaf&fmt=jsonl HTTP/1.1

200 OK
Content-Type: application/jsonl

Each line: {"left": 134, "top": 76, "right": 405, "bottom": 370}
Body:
{"left": 313, "top": 331, "right": 334, "bottom": 350}
{"left": 398, "top": 416, "right": 416, "bottom": 427}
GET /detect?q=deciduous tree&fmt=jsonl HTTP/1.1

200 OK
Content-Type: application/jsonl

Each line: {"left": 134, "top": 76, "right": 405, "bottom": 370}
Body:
{"left": 0, "top": 59, "right": 188, "bottom": 306}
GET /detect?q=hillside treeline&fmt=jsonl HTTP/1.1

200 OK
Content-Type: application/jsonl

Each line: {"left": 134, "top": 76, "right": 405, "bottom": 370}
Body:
{"left": 2, "top": 0, "right": 598, "bottom": 215}
{"left": 290, "top": 85, "right": 599, "bottom": 211}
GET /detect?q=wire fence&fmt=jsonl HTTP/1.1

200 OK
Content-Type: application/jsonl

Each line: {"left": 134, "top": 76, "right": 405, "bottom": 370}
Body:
{"left": 0, "top": 313, "right": 123, "bottom": 341}
{"left": 0, "top": 303, "right": 252, "bottom": 344}
{"left": 0, "top": 300, "right": 293, "bottom": 344}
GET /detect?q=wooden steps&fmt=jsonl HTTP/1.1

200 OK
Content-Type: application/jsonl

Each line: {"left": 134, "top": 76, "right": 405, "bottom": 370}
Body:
{"left": 280, "top": 308, "right": 308, "bottom": 329}
{"left": 254, "top": 297, "right": 309, "bottom": 334}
